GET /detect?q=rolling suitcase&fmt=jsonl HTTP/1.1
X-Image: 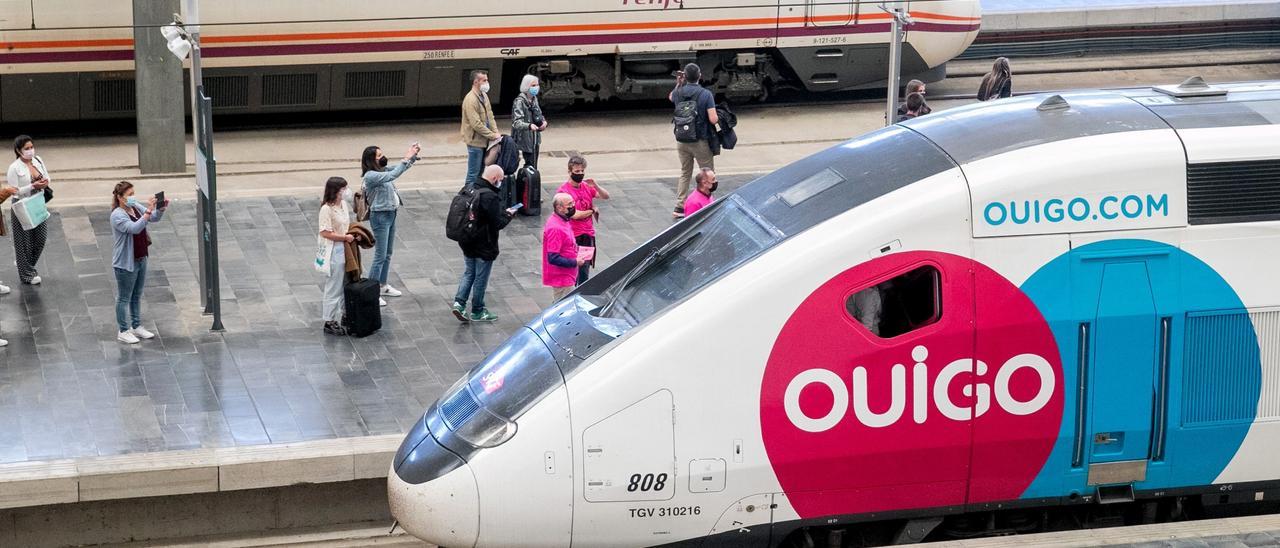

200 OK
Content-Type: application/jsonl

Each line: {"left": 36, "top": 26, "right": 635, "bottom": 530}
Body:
{"left": 342, "top": 277, "right": 382, "bottom": 337}
{"left": 517, "top": 164, "right": 542, "bottom": 216}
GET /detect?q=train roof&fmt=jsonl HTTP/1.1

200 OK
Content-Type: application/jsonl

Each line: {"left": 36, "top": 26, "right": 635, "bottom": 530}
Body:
{"left": 721, "top": 80, "right": 1280, "bottom": 246}
{"left": 900, "top": 80, "right": 1280, "bottom": 167}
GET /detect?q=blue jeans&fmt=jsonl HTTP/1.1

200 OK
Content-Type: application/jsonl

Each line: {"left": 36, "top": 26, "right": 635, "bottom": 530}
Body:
{"left": 465, "top": 146, "right": 485, "bottom": 188}
{"left": 114, "top": 257, "right": 147, "bottom": 332}
{"left": 369, "top": 209, "right": 397, "bottom": 285}
{"left": 454, "top": 256, "right": 494, "bottom": 313}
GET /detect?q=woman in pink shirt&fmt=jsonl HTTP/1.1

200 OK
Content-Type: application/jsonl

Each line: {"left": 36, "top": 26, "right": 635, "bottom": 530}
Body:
{"left": 556, "top": 155, "right": 609, "bottom": 284}
{"left": 542, "top": 193, "right": 585, "bottom": 301}
{"left": 683, "top": 168, "right": 717, "bottom": 216}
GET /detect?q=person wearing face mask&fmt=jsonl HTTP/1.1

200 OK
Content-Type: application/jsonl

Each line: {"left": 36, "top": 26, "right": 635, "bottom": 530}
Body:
{"left": 452, "top": 165, "right": 515, "bottom": 323}
{"left": 461, "top": 69, "right": 500, "bottom": 189}
{"left": 683, "top": 168, "right": 717, "bottom": 217}
{"left": 109, "top": 181, "right": 166, "bottom": 345}
{"left": 361, "top": 142, "right": 420, "bottom": 306}
{"left": 557, "top": 155, "right": 609, "bottom": 284}
{"left": 7, "top": 135, "right": 52, "bottom": 286}
{"left": 317, "top": 176, "right": 355, "bottom": 336}
{"left": 511, "top": 74, "right": 546, "bottom": 169}
{"left": 542, "top": 193, "right": 585, "bottom": 302}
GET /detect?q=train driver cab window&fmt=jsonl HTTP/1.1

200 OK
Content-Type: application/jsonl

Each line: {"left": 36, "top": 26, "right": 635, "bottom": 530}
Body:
{"left": 846, "top": 265, "right": 941, "bottom": 338}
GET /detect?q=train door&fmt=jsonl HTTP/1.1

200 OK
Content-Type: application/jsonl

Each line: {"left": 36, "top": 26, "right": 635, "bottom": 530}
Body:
{"left": 805, "top": 0, "right": 854, "bottom": 26}
{"left": 1072, "top": 243, "right": 1172, "bottom": 493}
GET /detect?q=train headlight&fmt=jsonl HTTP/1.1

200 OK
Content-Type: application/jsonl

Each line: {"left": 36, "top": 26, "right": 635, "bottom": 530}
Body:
{"left": 433, "top": 327, "right": 563, "bottom": 450}
{"left": 438, "top": 376, "right": 518, "bottom": 448}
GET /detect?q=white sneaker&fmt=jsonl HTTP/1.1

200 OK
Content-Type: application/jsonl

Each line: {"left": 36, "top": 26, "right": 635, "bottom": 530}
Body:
{"left": 379, "top": 297, "right": 388, "bottom": 307}
{"left": 0, "top": 283, "right": 9, "bottom": 295}
{"left": 380, "top": 285, "right": 402, "bottom": 297}
{"left": 118, "top": 330, "right": 140, "bottom": 344}
{"left": 0, "top": 338, "right": 7, "bottom": 347}
{"left": 29, "top": 276, "right": 41, "bottom": 285}
{"left": 132, "top": 327, "right": 156, "bottom": 340}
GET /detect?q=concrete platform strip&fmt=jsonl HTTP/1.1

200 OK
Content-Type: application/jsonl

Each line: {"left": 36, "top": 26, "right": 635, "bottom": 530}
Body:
{"left": 105, "top": 522, "right": 429, "bottom": 547}
{"left": 0, "top": 435, "right": 402, "bottom": 510}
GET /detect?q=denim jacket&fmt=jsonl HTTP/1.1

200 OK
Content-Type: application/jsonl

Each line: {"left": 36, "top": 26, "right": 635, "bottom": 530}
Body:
{"left": 362, "top": 159, "right": 415, "bottom": 212}
{"left": 110, "top": 204, "right": 164, "bottom": 272}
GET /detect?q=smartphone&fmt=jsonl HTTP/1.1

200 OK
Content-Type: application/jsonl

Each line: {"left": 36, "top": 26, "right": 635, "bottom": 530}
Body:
{"left": 508, "top": 203, "right": 523, "bottom": 211}
{"left": 154, "top": 191, "right": 165, "bottom": 206}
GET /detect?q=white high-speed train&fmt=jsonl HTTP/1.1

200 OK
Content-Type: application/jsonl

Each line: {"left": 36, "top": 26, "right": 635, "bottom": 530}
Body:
{"left": 391, "top": 78, "right": 1280, "bottom": 547}
{"left": 0, "top": 0, "right": 979, "bottom": 122}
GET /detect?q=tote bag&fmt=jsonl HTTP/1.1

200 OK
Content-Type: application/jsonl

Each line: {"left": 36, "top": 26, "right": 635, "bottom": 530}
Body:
{"left": 314, "top": 237, "right": 334, "bottom": 275}
{"left": 13, "top": 192, "right": 49, "bottom": 230}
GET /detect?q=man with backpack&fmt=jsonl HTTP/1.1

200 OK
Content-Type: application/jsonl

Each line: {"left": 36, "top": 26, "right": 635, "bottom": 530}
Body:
{"left": 669, "top": 62, "right": 719, "bottom": 218}
{"left": 450, "top": 165, "right": 515, "bottom": 323}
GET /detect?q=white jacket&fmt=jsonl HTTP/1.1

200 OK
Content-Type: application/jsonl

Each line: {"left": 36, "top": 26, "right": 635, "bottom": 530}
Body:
{"left": 7, "top": 156, "right": 50, "bottom": 202}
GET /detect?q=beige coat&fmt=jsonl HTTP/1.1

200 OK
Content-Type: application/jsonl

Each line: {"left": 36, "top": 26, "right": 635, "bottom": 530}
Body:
{"left": 460, "top": 90, "right": 499, "bottom": 148}
{"left": 0, "top": 185, "right": 14, "bottom": 236}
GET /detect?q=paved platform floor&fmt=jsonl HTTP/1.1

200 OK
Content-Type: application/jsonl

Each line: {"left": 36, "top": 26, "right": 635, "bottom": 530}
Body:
{"left": 0, "top": 174, "right": 747, "bottom": 465}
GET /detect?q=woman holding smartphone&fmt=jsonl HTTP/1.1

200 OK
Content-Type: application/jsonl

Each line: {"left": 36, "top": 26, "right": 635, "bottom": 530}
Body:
{"left": 7, "top": 135, "right": 52, "bottom": 286}
{"left": 110, "top": 181, "right": 165, "bottom": 344}
{"left": 360, "top": 142, "right": 419, "bottom": 306}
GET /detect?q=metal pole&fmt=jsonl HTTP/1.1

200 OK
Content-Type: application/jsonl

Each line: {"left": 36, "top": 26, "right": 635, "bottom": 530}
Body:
{"left": 183, "top": 0, "right": 222, "bottom": 331}
{"left": 184, "top": 0, "right": 209, "bottom": 313}
{"left": 885, "top": 7, "right": 904, "bottom": 126}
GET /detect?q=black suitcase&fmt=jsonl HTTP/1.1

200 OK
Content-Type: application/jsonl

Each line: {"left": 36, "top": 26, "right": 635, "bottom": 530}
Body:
{"left": 342, "top": 278, "right": 382, "bottom": 337}
{"left": 517, "top": 164, "right": 542, "bottom": 216}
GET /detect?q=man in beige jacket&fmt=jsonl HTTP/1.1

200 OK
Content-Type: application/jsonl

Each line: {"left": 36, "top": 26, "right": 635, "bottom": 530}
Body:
{"left": 461, "top": 70, "right": 500, "bottom": 189}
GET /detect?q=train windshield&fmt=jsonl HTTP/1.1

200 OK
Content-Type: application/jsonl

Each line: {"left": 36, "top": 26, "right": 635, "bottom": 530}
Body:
{"left": 596, "top": 195, "right": 782, "bottom": 324}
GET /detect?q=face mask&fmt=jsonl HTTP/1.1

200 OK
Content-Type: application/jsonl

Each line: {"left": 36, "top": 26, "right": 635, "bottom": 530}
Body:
{"left": 529, "top": 86, "right": 540, "bottom": 97}
{"left": 125, "top": 196, "right": 139, "bottom": 208}
{"left": 562, "top": 206, "right": 576, "bottom": 220}
{"left": 710, "top": 182, "right": 718, "bottom": 193}
{"left": 342, "top": 188, "right": 354, "bottom": 202}
{"left": 20, "top": 149, "right": 33, "bottom": 160}
{"left": 491, "top": 177, "right": 502, "bottom": 189}
{"left": 480, "top": 83, "right": 491, "bottom": 94}
{"left": 378, "top": 156, "right": 389, "bottom": 168}
{"left": 570, "top": 173, "right": 584, "bottom": 183}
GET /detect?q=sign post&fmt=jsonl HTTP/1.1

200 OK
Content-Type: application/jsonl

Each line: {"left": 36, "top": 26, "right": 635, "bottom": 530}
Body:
{"left": 195, "top": 87, "right": 223, "bottom": 332}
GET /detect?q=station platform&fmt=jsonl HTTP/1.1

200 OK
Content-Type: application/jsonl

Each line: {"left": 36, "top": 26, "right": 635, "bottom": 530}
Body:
{"left": 0, "top": 52, "right": 1276, "bottom": 547}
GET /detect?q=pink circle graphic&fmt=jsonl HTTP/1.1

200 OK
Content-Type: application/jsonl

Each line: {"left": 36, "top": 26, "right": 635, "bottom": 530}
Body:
{"left": 760, "top": 251, "right": 1063, "bottom": 518}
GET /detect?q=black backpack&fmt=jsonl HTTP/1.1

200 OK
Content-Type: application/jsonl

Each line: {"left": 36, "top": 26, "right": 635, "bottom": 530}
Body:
{"left": 445, "top": 186, "right": 483, "bottom": 243}
{"left": 673, "top": 87, "right": 704, "bottom": 143}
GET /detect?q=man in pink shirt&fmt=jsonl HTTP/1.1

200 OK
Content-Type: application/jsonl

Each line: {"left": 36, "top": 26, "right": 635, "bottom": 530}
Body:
{"left": 557, "top": 155, "right": 610, "bottom": 284}
{"left": 683, "top": 168, "right": 717, "bottom": 216}
{"left": 543, "top": 193, "right": 585, "bottom": 301}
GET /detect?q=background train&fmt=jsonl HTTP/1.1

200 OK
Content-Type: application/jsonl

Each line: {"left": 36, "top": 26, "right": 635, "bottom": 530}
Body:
{"left": 388, "top": 79, "right": 1280, "bottom": 547}
{"left": 0, "top": 0, "right": 979, "bottom": 122}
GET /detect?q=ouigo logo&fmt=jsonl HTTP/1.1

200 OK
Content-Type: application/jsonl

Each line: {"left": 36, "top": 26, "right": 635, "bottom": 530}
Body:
{"left": 783, "top": 346, "right": 1056, "bottom": 432}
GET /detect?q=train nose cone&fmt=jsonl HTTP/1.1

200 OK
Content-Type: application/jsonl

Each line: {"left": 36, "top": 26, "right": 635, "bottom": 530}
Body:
{"left": 389, "top": 460, "right": 480, "bottom": 548}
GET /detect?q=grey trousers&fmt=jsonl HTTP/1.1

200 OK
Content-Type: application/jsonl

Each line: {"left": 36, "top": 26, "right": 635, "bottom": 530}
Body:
{"left": 675, "top": 140, "right": 714, "bottom": 211}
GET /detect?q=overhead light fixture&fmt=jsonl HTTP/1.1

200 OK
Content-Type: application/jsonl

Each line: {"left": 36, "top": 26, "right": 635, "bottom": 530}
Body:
{"left": 166, "top": 37, "right": 192, "bottom": 60}
{"left": 160, "top": 23, "right": 183, "bottom": 42}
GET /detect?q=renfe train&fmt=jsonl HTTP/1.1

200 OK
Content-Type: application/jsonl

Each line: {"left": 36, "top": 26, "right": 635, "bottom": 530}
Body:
{"left": 389, "top": 78, "right": 1280, "bottom": 547}
{"left": 0, "top": 1, "right": 979, "bottom": 122}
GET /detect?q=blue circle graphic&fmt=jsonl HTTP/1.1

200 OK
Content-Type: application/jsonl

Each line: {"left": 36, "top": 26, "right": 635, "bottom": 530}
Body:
{"left": 1019, "top": 239, "right": 1260, "bottom": 498}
